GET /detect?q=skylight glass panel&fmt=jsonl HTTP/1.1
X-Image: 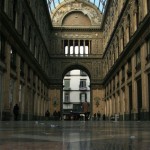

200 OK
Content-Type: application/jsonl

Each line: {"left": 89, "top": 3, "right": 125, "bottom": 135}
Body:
{"left": 46, "top": 0, "right": 108, "bottom": 15}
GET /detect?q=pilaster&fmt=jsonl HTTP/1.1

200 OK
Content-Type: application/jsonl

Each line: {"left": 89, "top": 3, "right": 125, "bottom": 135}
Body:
{"left": 2, "top": 42, "right": 11, "bottom": 120}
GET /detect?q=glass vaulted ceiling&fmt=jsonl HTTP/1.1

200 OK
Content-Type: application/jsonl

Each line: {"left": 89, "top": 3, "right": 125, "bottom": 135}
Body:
{"left": 46, "top": 0, "right": 108, "bottom": 16}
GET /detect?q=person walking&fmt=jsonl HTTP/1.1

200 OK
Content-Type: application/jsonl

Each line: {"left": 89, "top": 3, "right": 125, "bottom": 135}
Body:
{"left": 82, "top": 100, "right": 89, "bottom": 120}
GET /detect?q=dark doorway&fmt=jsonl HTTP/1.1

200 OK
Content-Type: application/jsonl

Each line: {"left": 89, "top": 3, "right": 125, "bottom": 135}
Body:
{"left": 137, "top": 78, "right": 142, "bottom": 120}
{"left": 128, "top": 84, "right": 132, "bottom": 120}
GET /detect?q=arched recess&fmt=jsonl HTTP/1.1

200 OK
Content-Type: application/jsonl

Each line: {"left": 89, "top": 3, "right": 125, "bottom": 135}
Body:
{"left": 61, "top": 64, "right": 91, "bottom": 120}
{"left": 62, "top": 11, "right": 91, "bottom": 26}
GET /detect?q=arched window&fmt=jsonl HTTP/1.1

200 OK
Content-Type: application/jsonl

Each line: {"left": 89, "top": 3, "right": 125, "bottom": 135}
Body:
{"left": 109, "top": 51, "right": 112, "bottom": 68}
{"left": 147, "top": 0, "right": 150, "bottom": 12}
{"left": 113, "top": 45, "right": 115, "bottom": 64}
{"left": 121, "top": 26, "right": 124, "bottom": 52}
{"left": 22, "top": 13, "right": 25, "bottom": 40}
{"left": 28, "top": 26, "right": 31, "bottom": 50}
{"left": 13, "top": 0, "right": 17, "bottom": 27}
{"left": 20, "top": 58, "right": 24, "bottom": 77}
{"left": 37, "top": 45, "right": 40, "bottom": 62}
{"left": 40, "top": 46, "right": 43, "bottom": 65}
{"left": 33, "top": 36, "right": 36, "bottom": 57}
{"left": 0, "top": 34, "right": 5, "bottom": 61}
{"left": 1, "top": 0, "right": 5, "bottom": 10}
{"left": 146, "top": 38, "right": 150, "bottom": 62}
{"left": 127, "top": 14, "right": 131, "bottom": 41}
{"left": 10, "top": 47, "right": 16, "bottom": 70}
{"left": 2, "top": 0, "right": 9, "bottom": 13}
{"left": 116, "top": 36, "right": 119, "bottom": 58}
{"left": 135, "top": 0, "right": 139, "bottom": 27}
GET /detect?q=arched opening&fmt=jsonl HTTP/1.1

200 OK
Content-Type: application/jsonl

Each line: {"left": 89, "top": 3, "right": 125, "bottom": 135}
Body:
{"left": 62, "top": 69, "right": 91, "bottom": 120}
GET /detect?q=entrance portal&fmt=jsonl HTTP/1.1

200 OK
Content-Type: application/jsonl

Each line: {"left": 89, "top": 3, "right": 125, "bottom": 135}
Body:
{"left": 63, "top": 69, "right": 90, "bottom": 120}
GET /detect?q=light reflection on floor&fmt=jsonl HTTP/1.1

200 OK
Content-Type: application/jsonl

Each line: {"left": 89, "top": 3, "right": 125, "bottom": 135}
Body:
{"left": 0, "top": 121, "right": 150, "bottom": 150}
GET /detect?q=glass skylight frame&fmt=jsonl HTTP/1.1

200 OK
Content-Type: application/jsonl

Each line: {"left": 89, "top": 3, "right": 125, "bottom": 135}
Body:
{"left": 46, "top": 0, "right": 107, "bottom": 15}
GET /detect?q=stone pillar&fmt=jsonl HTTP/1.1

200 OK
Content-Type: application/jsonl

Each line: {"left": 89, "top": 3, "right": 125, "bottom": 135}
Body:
{"left": 132, "top": 55, "right": 137, "bottom": 120}
{"left": 91, "top": 86, "right": 105, "bottom": 118}
{"left": 109, "top": 98, "right": 112, "bottom": 117}
{"left": 141, "top": 43, "right": 148, "bottom": 120}
{"left": 14, "top": 54, "right": 20, "bottom": 106}
{"left": 73, "top": 40, "right": 75, "bottom": 55}
{"left": 37, "top": 95, "right": 40, "bottom": 118}
{"left": 142, "top": 0, "right": 148, "bottom": 16}
{"left": 83, "top": 40, "right": 85, "bottom": 55}
{"left": 49, "top": 86, "right": 61, "bottom": 116}
{"left": 112, "top": 95, "right": 115, "bottom": 115}
{"left": 39, "top": 80, "right": 42, "bottom": 117}
{"left": 68, "top": 40, "right": 70, "bottom": 55}
{"left": 78, "top": 40, "right": 80, "bottom": 55}
{"left": 33, "top": 89, "right": 38, "bottom": 119}
{"left": 62, "top": 40, "right": 64, "bottom": 53}
{"left": 124, "top": 62, "right": 129, "bottom": 120}
{"left": 116, "top": 93, "right": 120, "bottom": 114}
{"left": 2, "top": 42, "right": 11, "bottom": 120}
{"left": 120, "top": 89, "right": 125, "bottom": 120}
{"left": 89, "top": 40, "right": 91, "bottom": 54}
{"left": 21, "top": 63, "right": 27, "bottom": 120}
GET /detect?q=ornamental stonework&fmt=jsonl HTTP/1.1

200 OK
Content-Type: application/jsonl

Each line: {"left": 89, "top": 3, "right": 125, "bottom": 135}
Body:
{"left": 52, "top": 1, "right": 102, "bottom": 26}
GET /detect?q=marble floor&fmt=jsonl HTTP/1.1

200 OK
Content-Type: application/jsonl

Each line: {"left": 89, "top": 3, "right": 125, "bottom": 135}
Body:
{"left": 0, "top": 121, "right": 150, "bottom": 150}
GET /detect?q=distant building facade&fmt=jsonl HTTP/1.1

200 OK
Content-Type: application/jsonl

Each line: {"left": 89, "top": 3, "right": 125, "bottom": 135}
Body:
{"left": 63, "top": 70, "right": 90, "bottom": 114}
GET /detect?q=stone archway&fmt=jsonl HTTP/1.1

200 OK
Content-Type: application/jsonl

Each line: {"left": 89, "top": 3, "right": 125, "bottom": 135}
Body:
{"left": 48, "top": 63, "right": 105, "bottom": 119}
{"left": 62, "top": 65, "right": 91, "bottom": 119}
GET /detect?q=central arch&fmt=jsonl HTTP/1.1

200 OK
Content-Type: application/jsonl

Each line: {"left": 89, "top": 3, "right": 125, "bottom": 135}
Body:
{"left": 61, "top": 64, "right": 91, "bottom": 120}
{"left": 62, "top": 64, "right": 91, "bottom": 79}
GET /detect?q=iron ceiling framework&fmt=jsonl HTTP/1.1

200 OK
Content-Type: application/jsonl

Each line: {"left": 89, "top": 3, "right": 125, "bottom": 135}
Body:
{"left": 46, "top": 0, "right": 108, "bottom": 16}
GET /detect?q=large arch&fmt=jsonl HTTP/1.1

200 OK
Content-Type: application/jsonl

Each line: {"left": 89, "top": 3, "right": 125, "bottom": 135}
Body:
{"left": 62, "top": 64, "right": 91, "bottom": 81}
{"left": 48, "top": 62, "right": 105, "bottom": 117}
{"left": 62, "top": 64, "right": 91, "bottom": 120}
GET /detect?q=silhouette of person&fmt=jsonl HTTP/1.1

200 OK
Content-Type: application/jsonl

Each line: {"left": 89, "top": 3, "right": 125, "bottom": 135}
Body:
{"left": 97, "top": 111, "right": 101, "bottom": 120}
{"left": 13, "top": 104, "right": 19, "bottom": 121}
{"left": 103, "top": 114, "right": 106, "bottom": 121}
{"left": 53, "top": 110, "right": 58, "bottom": 120}
{"left": 45, "top": 110, "right": 50, "bottom": 120}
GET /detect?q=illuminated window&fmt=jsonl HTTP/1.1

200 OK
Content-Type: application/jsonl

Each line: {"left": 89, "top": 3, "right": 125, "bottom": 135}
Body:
{"left": 64, "top": 40, "right": 89, "bottom": 56}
